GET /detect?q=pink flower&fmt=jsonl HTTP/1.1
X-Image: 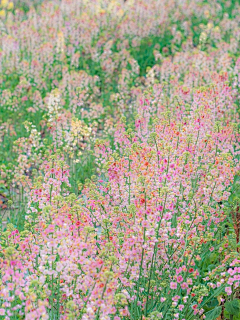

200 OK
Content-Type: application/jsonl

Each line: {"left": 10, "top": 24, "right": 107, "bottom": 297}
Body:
{"left": 228, "top": 268, "right": 236, "bottom": 276}
{"left": 21, "top": 96, "right": 28, "bottom": 102}
{"left": 170, "top": 282, "right": 177, "bottom": 289}
{"left": 56, "top": 262, "right": 63, "bottom": 272}
{"left": 7, "top": 283, "right": 14, "bottom": 290}
{"left": 177, "top": 275, "right": 183, "bottom": 283}
{"left": 181, "top": 282, "right": 188, "bottom": 289}
{"left": 0, "top": 309, "right": 5, "bottom": 315}
{"left": 172, "top": 295, "right": 180, "bottom": 301}
{"left": 164, "top": 213, "right": 172, "bottom": 220}
{"left": 142, "top": 220, "right": 149, "bottom": 228}
{"left": 225, "top": 287, "right": 232, "bottom": 296}
{"left": 176, "top": 267, "right": 182, "bottom": 275}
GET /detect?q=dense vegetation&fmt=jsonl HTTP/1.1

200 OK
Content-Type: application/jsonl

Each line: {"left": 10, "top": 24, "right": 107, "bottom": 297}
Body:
{"left": 0, "top": 0, "right": 239, "bottom": 319}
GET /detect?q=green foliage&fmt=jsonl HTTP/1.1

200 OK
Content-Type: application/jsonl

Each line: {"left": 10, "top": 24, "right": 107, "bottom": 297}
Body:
{"left": 205, "top": 306, "right": 222, "bottom": 320}
{"left": 224, "top": 299, "right": 240, "bottom": 317}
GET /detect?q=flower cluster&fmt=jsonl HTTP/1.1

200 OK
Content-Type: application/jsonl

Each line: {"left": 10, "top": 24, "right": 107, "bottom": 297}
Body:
{"left": 0, "top": 0, "right": 240, "bottom": 319}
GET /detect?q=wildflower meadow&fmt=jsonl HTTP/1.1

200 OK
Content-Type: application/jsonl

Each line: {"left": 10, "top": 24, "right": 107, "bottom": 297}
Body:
{"left": 0, "top": 0, "right": 240, "bottom": 319}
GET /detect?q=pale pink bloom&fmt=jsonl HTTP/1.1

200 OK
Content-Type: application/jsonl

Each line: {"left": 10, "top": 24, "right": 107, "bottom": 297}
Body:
{"left": 225, "top": 286, "right": 232, "bottom": 295}
{"left": 0, "top": 309, "right": 5, "bottom": 316}
{"left": 181, "top": 282, "right": 188, "bottom": 289}
{"left": 170, "top": 282, "right": 177, "bottom": 289}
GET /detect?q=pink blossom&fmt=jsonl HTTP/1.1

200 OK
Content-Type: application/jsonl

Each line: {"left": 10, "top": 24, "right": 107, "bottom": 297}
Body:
{"left": 170, "top": 282, "right": 177, "bottom": 289}
{"left": 0, "top": 309, "right": 5, "bottom": 316}
{"left": 225, "top": 287, "right": 232, "bottom": 296}
{"left": 177, "top": 276, "right": 183, "bottom": 283}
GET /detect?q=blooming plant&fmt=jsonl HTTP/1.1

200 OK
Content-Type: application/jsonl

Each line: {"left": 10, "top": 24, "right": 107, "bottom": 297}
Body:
{"left": 0, "top": 0, "right": 240, "bottom": 319}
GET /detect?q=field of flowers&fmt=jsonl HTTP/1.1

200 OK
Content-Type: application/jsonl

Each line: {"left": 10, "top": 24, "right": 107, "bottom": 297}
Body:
{"left": 0, "top": 0, "right": 240, "bottom": 319}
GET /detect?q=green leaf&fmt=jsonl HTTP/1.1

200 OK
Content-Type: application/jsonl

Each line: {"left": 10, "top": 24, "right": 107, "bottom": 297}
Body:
{"left": 224, "top": 299, "right": 240, "bottom": 316}
{"left": 209, "top": 253, "right": 217, "bottom": 263}
{"left": 205, "top": 306, "right": 222, "bottom": 320}
{"left": 206, "top": 298, "right": 219, "bottom": 310}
